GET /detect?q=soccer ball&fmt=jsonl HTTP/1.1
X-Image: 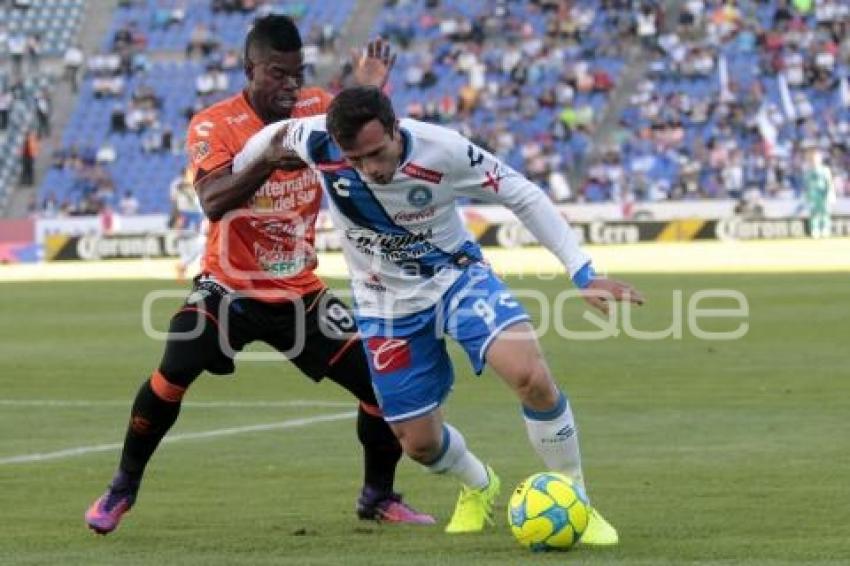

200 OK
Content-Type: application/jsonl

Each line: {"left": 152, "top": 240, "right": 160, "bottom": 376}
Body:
{"left": 507, "top": 472, "right": 589, "bottom": 551}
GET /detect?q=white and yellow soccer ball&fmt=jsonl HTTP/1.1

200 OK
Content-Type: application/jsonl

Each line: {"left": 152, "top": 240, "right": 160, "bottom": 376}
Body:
{"left": 507, "top": 472, "right": 589, "bottom": 551}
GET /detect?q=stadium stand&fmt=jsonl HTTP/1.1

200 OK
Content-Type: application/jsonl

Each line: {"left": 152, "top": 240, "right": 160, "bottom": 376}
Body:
{"left": 30, "top": 0, "right": 850, "bottom": 217}
{"left": 36, "top": 0, "right": 355, "bottom": 216}
{"left": 0, "top": 76, "right": 52, "bottom": 208}
{"left": 372, "top": 0, "right": 637, "bottom": 197}
{"left": 103, "top": 0, "right": 353, "bottom": 53}
{"left": 0, "top": 0, "right": 75, "bottom": 212}
{"left": 0, "top": 0, "right": 86, "bottom": 57}
{"left": 613, "top": 0, "right": 850, "bottom": 202}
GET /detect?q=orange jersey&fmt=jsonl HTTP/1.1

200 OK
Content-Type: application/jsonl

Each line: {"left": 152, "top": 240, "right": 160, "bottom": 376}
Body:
{"left": 186, "top": 88, "right": 332, "bottom": 302}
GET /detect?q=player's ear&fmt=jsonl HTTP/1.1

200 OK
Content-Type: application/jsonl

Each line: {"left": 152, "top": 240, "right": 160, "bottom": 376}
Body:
{"left": 244, "top": 58, "right": 254, "bottom": 81}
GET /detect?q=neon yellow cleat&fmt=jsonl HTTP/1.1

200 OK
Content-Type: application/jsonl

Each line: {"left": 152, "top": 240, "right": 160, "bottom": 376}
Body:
{"left": 580, "top": 507, "right": 619, "bottom": 545}
{"left": 444, "top": 466, "right": 501, "bottom": 534}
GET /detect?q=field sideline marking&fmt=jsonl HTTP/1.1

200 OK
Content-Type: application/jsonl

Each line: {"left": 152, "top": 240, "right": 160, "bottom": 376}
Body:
{"left": 0, "top": 399, "right": 352, "bottom": 409}
{"left": 0, "top": 411, "right": 355, "bottom": 465}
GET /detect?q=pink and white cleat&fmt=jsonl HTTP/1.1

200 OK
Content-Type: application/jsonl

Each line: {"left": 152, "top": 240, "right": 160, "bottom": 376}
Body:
{"left": 85, "top": 472, "right": 138, "bottom": 535}
{"left": 356, "top": 487, "right": 435, "bottom": 525}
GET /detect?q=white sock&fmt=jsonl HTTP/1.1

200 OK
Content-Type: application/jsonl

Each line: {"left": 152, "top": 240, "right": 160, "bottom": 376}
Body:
{"left": 425, "top": 423, "right": 489, "bottom": 489}
{"left": 523, "top": 390, "right": 587, "bottom": 494}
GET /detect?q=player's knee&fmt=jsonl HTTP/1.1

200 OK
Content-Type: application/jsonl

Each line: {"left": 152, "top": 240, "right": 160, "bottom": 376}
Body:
{"left": 395, "top": 430, "right": 441, "bottom": 464}
{"left": 510, "top": 359, "right": 555, "bottom": 405}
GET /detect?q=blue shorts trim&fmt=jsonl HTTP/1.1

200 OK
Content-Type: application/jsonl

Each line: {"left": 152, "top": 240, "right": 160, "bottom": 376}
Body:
{"left": 478, "top": 313, "right": 532, "bottom": 368}
{"left": 384, "top": 401, "right": 441, "bottom": 424}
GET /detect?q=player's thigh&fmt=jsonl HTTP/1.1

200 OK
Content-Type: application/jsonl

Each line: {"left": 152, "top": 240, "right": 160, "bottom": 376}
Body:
{"left": 321, "top": 336, "right": 379, "bottom": 405}
{"left": 263, "top": 290, "right": 361, "bottom": 382}
{"left": 484, "top": 321, "right": 556, "bottom": 396}
{"left": 444, "top": 264, "right": 533, "bottom": 377}
{"left": 358, "top": 309, "right": 454, "bottom": 425}
{"left": 159, "top": 283, "right": 253, "bottom": 385}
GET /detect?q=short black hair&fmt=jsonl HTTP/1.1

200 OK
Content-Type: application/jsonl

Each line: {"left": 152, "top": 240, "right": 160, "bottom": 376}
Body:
{"left": 327, "top": 87, "right": 397, "bottom": 149}
{"left": 244, "top": 14, "right": 302, "bottom": 61}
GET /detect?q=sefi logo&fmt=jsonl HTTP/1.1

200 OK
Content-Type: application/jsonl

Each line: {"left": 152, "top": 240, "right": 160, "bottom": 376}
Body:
{"left": 406, "top": 186, "right": 433, "bottom": 208}
{"left": 367, "top": 337, "right": 411, "bottom": 374}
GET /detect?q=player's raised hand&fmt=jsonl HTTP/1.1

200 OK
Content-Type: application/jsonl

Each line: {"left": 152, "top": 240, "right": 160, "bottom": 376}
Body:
{"left": 581, "top": 278, "right": 645, "bottom": 314}
{"left": 351, "top": 37, "right": 397, "bottom": 89}
{"left": 263, "top": 123, "right": 305, "bottom": 171}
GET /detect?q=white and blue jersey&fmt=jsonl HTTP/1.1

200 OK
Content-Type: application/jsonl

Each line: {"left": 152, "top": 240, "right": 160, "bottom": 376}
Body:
{"left": 234, "top": 116, "right": 592, "bottom": 318}
{"left": 234, "top": 116, "right": 595, "bottom": 422}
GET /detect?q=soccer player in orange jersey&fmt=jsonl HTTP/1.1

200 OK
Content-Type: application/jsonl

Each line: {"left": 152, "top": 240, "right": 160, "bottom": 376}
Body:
{"left": 86, "top": 16, "right": 432, "bottom": 534}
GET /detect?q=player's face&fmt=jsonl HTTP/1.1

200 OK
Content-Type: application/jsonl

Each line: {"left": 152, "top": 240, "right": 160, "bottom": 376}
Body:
{"left": 246, "top": 48, "right": 305, "bottom": 122}
{"left": 340, "top": 119, "right": 403, "bottom": 185}
{"left": 805, "top": 150, "right": 821, "bottom": 166}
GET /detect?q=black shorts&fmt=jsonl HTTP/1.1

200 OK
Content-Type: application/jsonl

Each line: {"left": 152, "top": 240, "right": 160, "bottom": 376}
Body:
{"left": 158, "top": 275, "right": 365, "bottom": 389}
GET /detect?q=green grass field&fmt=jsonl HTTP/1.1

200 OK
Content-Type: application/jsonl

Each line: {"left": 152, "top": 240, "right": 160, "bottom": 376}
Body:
{"left": 1, "top": 274, "right": 849, "bottom": 565}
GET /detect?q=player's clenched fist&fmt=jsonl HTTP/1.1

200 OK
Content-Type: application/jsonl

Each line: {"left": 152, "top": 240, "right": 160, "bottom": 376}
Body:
{"left": 263, "top": 123, "right": 304, "bottom": 171}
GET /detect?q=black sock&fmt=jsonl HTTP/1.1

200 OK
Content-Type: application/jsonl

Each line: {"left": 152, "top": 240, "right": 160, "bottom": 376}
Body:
{"left": 118, "top": 379, "right": 183, "bottom": 478}
{"left": 357, "top": 406, "right": 402, "bottom": 494}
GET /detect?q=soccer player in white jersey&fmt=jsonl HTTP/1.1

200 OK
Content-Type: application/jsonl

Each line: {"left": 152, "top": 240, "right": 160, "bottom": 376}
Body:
{"left": 233, "top": 86, "right": 644, "bottom": 544}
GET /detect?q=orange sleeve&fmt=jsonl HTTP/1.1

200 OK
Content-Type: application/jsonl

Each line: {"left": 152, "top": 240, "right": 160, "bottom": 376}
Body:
{"left": 315, "top": 88, "right": 333, "bottom": 114}
{"left": 186, "top": 110, "right": 234, "bottom": 179}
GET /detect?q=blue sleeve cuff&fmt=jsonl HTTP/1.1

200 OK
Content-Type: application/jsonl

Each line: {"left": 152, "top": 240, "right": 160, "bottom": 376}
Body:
{"left": 572, "top": 262, "right": 596, "bottom": 289}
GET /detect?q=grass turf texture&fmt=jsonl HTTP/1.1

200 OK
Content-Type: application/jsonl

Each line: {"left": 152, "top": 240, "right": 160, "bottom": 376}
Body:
{"left": 0, "top": 274, "right": 848, "bottom": 565}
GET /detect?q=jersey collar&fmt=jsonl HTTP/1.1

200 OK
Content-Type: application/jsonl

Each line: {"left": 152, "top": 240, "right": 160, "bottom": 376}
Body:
{"left": 398, "top": 126, "right": 413, "bottom": 168}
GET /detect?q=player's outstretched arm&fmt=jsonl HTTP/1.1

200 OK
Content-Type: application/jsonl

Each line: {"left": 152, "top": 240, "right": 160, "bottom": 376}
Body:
{"left": 446, "top": 133, "right": 644, "bottom": 313}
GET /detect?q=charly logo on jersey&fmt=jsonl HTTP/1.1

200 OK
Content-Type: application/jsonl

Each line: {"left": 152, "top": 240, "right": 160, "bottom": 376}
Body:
{"left": 193, "top": 120, "right": 214, "bottom": 137}
{"left": 467, "top": 144, "right": 484, "bottom": 167}
{"left": 406, "top": 186, "right": 433, "bottom": 208}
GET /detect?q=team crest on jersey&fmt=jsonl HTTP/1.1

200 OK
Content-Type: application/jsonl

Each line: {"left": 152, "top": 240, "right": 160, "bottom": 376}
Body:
{"left": 190, "top": 141, "right": 210, "bottom": 164}
{"left": 407, "top": 186, "right": 433, "bottom": 208}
